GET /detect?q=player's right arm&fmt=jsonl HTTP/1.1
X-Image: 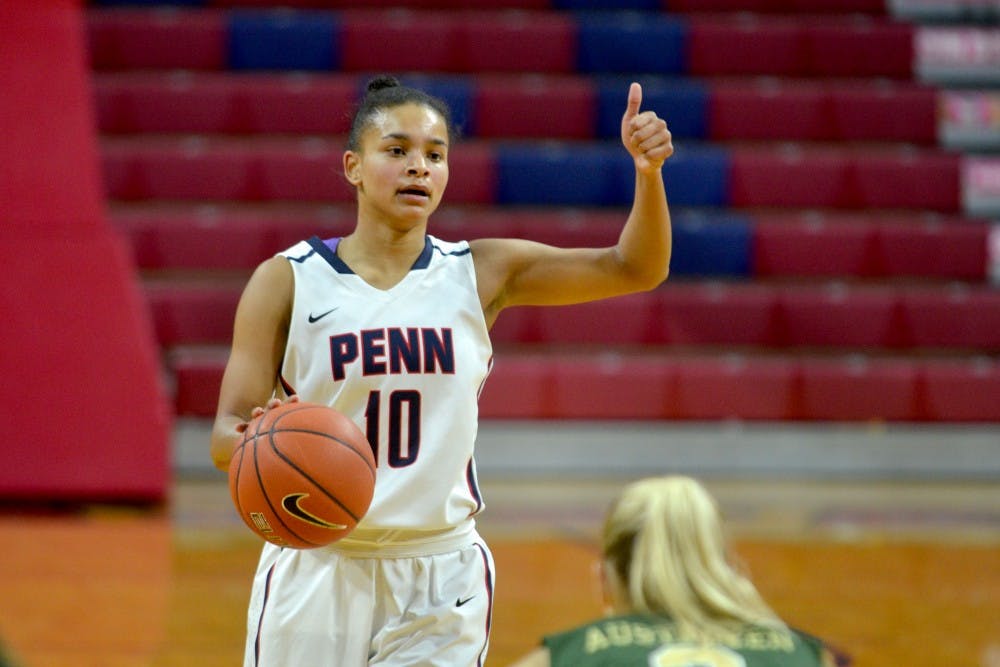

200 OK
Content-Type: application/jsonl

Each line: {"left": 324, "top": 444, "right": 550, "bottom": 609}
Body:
{"left": 209, "top": 256, "right": 294, "bottom": 472}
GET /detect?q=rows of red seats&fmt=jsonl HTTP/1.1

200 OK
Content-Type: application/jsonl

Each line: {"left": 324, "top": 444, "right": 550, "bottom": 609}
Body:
{"left": 145, "top": 279, "right": 1000, "bottom": 352}
{"left": 100, "top": 136, "right": 494, "bottom": 203}
{"left": 93, "top": 72, "right": 939, "bottom": 144}
{"left": 149, "top": 0, "right": 887, "bottom": 11}
{"left": 728, "top": 146, "right": 961, "bottom": 211}
{"left": 170, "top": 347, "right": 1000, "bottom": 421}
{"left": 112, "top": 204, "right": 990, "bottom": 280}
{"left": 99, "top": 135, "right": 962, "bottom": 210}
{"left": 87, "top": 9, "right": 914, "bottom": 77}
{"left": 86, "top": 2, "right": 998, "bottom": 424}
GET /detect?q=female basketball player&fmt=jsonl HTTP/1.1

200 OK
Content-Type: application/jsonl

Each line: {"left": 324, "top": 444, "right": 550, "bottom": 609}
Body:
{"left": 210, "top": 75, "right": 673, "bottom": 666}
{"left": 508, "top": 476, "right": 841, "bottom": 667}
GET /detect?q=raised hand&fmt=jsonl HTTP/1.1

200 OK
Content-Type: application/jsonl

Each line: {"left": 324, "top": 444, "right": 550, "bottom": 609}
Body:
{"left": 620, "top": 82, "right": 673, "bottom": 175}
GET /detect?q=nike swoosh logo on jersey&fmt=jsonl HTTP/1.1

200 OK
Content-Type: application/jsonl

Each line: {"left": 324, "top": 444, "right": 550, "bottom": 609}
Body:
{"left": 456, "top": 596, "right": 476, "bottom": 607}
{"left": 281, "top": 493, "right": 348, "bottom": 530}
{"left": 308, "top": 307, "right": 339, "bottom": 323}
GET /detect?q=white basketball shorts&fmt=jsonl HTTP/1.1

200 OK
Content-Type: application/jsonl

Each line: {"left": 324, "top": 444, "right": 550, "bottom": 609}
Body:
{"left": 244, "top": 535, "right": 495, "bottom": 667}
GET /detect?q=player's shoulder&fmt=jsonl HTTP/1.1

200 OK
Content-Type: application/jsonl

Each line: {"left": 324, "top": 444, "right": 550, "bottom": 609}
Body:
{"left": 427, "top": 234, "right": 471, "bottom": 255}
{"left": 277, "top": 237, "right": 322, "bottom": 261}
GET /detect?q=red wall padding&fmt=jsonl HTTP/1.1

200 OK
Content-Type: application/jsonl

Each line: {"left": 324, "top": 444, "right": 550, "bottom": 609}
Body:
{"left": 0, "top": 1, "right": 171, "bottom": 501}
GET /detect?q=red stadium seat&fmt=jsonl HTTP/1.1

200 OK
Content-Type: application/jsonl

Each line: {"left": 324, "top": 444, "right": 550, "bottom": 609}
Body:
{"left": 688, "top": 15, "right": 913, "bottom": 78}
{"left": 432, "top": 207, "right": 527, "bottom": 242}
{"left": 339, "top": 10, "right": 458, "bottom": 72}
{"left": 688, "top": 15, "right": 809, "bottom": 77}
{"left": 171, "top": 347, "right": 228, "bottom": 417}
{"left": 208, "top": 0, "right": 550, "bottom": 7}
{"left": 803, "top": 17, "right": 914, "bottom": 78}
{"left": 550, "top": 355, "right": 675, "bottom": 419}
{"left": 799, "top": 357, "right": 919, "bottom": 421}
{"left": 708, "top": 79, "right": 830, "bottom": 142}
{"left": 456, "top": 11, "right": 575, "bottom": 73}
{"left": 731, "top": 146, "right": 961, "bottom": 210}
{"left": 830, "top": 81, "right": 937, "bottom": 144}
{"left": 109, "top": 202, "right": 355, "bottom": 270}
{"left": 533, "top": 293, "right": 660, "bottom": 345}
{"left": 752, "top": 214, "right": 879, "bottom": 277}
{"left": 729, "top": 146, "right": 852, "bottom": 208}
{"left": 478, "top": 355, "right": 554, "bottom": 419}
{"left": 489, "top": 307, "right": 545, "bottom": 345}
{"left": 709, "top": 79, "right": 936, "bottom": 144}
{"left": 921, "top": 358, "right": 1000, "bottom": 421}
{"left": 851, "top": 149, "right": 961, "bottom": 212}
{"left": 446, "top": 141, "right": 497, "bottom": 204}
{"left": 95, "top": 72, "right": 360, "bottom": 135}
{"left": 87, "top": 9, "right": 225, "bottom": 71}
{"left": 655, "top": 283, "right": 779, "bottom": 347}
{"left": 474, "top": 75, "right": 596, "bottom": 139}
{"left": 169, "top": 346, "right": 1000, "bottom": 422}
{"left": 102, "top": 137, "right": 255, "bottom": 200}
{"left": 232, "top": 74, "right": 358, "bottom": 134}
{"left": 776, "top": 285, "right": 902, "bottom": 348}
{"left": 252, "top": 138, "right": 354, "bottom": 202}
{"left": 144, "top": 280, "right": 244, "bottom": 346}
{"left": 101, "top": 137, "right": 254, "bottom": 201}
{"left": 674, "top": 355, "right": 798, "bottom": 420}
{"left": 507, "top": 209, "right": 623, "bottom": 248}
{"left": 102, "top": 136, "right": 495, "bottom": 203}
{"left": 663, "top": 0, "right": 886, "bottom": 13}
{"left": 875, "top": 216, "right": 988, "bottom": 280}
{"left": 95, "top": 72, "right": 237, "bottom": 134}
{"left": 900, "top": 286, "right": 1000, "bottom": 351}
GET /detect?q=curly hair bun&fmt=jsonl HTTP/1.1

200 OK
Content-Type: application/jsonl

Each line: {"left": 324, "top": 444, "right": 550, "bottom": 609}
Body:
{"left": 366, "top": 76, "right": 400, "bottom": 94}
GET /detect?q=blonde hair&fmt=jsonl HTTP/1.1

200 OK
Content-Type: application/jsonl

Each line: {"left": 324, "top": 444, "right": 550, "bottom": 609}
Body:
{"left": 601, "top": 475, "right": 784, "bottom": 641}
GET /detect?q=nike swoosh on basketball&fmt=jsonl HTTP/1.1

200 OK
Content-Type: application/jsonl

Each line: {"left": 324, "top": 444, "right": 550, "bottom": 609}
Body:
{"left": 281, "top": 493, "right": 348, "bottom": 530}
{"left": 308, "top": 307, "right": 339, "bottom": 323}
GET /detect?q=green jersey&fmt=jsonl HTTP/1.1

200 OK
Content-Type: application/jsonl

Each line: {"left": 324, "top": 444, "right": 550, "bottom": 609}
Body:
{"left": 543, "top": 613, "right": 828, "bottom": 667}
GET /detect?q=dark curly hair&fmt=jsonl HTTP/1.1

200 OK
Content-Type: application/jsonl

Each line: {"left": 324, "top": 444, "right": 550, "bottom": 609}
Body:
{"left": 346, "top": 76, "right": 455, "bottom": 151}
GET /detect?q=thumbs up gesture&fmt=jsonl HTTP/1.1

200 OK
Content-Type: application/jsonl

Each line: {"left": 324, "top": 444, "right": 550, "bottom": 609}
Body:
{"left": 621, "top": 82, "right": 673, "bottom": 174}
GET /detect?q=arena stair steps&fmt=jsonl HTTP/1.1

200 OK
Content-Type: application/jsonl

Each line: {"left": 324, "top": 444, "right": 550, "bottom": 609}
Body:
{"left": 86, "top": 0, "right": 1000, "bottom": 422}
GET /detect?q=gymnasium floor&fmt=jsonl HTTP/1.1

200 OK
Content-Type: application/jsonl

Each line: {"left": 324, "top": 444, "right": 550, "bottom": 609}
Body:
{"left": 0, "top": 420, "right": 998, "bottom": 667}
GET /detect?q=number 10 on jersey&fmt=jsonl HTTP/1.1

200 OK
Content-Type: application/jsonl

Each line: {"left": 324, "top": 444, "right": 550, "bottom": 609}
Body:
{"left": 365, "top": 390, "right": 421, "bottom": 468}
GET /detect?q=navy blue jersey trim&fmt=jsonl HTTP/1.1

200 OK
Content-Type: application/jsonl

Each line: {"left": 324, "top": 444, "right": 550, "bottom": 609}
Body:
{"left": 306, "top": 235, "right": 438, "bottom": 273}
{"left": 431, "top": 242, "right": 471, "bottom": 259}
{"left": 306, "top": 236, "right": 353, "bottom": 273}
{"left": 287, "top": 247, "right": 316, "bottom": 264}
{"left": 412, "top": 236, "right": 434, "bottom": 269}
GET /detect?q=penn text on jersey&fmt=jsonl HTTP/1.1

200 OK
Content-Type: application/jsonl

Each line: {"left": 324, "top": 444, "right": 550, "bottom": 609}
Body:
{"left": 329, "top": 327, "right": 456, "bottom": 381}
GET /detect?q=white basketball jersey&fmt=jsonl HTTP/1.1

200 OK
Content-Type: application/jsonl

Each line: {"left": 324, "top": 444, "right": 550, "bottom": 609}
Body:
{"left": 277, "top": 235, "right": 493, "bottom": 541}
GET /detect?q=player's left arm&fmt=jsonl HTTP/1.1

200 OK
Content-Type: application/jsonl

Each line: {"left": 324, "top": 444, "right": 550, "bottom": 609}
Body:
{"left": 472, "top": 82, "right": 672, "bottom": 323}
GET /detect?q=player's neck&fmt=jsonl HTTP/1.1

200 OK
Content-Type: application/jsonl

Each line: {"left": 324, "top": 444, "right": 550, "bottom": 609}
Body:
{"left": 338, "top": 227, "right": 427, "bottom": 290}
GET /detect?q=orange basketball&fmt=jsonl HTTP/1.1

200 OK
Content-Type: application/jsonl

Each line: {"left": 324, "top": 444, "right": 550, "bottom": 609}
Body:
{"left": 228, "top": 401, "right": 376, "bottom": 549}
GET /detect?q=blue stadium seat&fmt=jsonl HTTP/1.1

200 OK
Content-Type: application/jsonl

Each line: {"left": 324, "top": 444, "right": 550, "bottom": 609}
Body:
{"left": 227, "top": 10, "right": 338, "bottom": 71}
{"left": 398, "top": 75, "right": 475, "bottom": 138}
{"left": 496, "top": 142, "right": 623, "bottom": 206}
{"left": 669, "top": 211, "right": 751, "bottom": 277}
{"left": 595, "top": 76, "right": 708, "bottom": 140}
{"left": 575, "top": 12, "right": 687, "bottom": 74}
{"left": 93, "top": 0, "right": 205, "bottom": 4}
{"left": 615, "top": 144, "right": 728, "bottom": 207}
{"left": 555, "top": 0, "right": 661, "bottom": 9}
